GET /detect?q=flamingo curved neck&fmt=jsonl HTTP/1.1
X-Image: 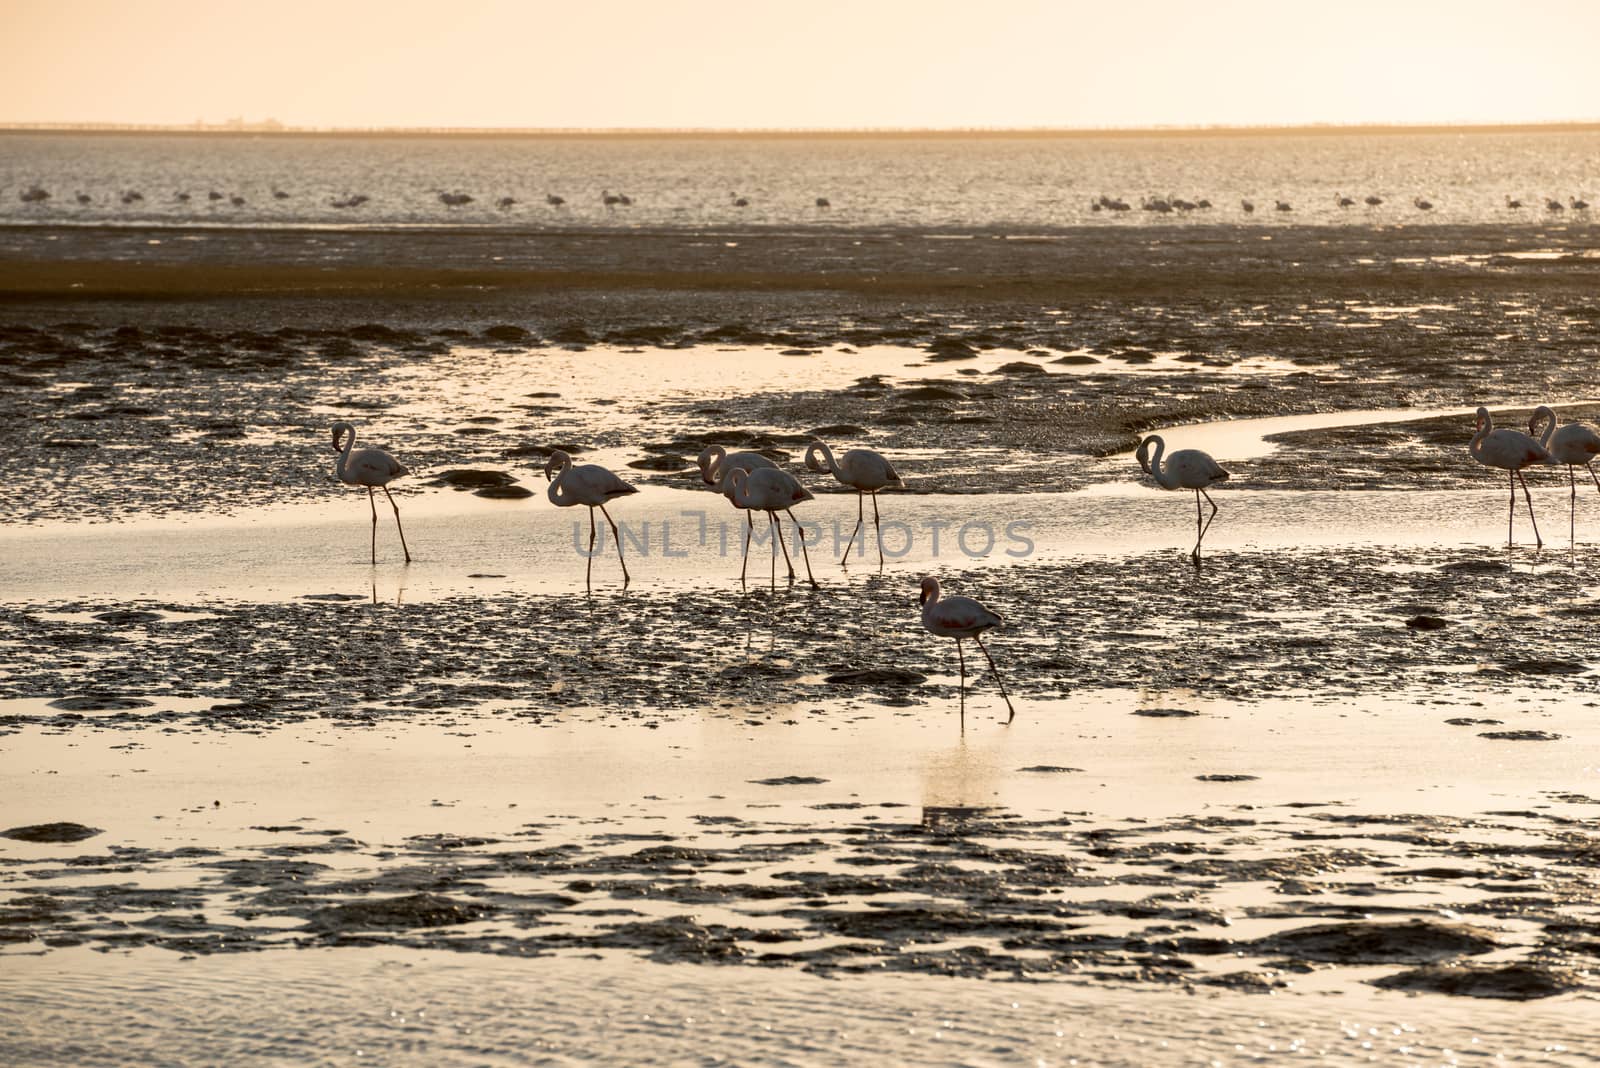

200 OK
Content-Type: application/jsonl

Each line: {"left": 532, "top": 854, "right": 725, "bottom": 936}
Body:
{"left": 807, "top": 441, "right": 837, "bottom": 475}
{"left": 1469, "top": 410, "right": 1493, "bottom": 461}
{"left": 1531, "top": 406, "right": 1556, "bottom": 450}
{"left": 1142, "top": 437, "right": 1176, "bottom": 488}
{"left": 547, "top": 465, "right": 577, "bottom": 506}
{"left": 335, "top": 428, "right": 357, "bottom": 481}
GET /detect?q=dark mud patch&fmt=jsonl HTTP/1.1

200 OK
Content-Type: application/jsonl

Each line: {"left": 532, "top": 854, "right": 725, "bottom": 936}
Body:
{"left": 748, "top": 776, "right": 829, "bottom": 787}
{"left": 2, "top": 822, "right": 103, "bottom": 843}
{"left": 1479, "top": 730, "right": 1564, "bottom": 741}
{"left": 308, "top": 893, "right": 491, "bottom": 931}
{"left": 1196, "top": 774, "right": 1259, "bottom": 783}
{"left": 1250, "top": 920, "right": 1498, "bottom": 964}
{"left": 1371, "top": 962, "right": 1587, "bottom": 1000}
{"left": 1133, "top": 707, "right": 1201, "bottom": 718}
{"left": 1017, "top": 766, "right": 1083, "bottom": 774}
{"left": 48, "top": 695, "right": 153, "bottom": 712}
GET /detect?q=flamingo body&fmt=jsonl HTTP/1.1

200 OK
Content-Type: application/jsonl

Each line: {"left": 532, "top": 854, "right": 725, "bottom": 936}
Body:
{"left": 544, "top": 450, "right": 636, "bottom": 589}
{"left": 331, "top": 421, "right": 411, "bottom": 564}
{"left": 1136, "top": 435, "right": 1229, "bottom": 565}
{"left": 727, "top": 467, "right": 818, "bottom": 588}
{"left": 1471, "top": 407, "right": 1550, "bottom": 547}
{"left": 919, "top": 576, "right": 1014, "bottom": 726}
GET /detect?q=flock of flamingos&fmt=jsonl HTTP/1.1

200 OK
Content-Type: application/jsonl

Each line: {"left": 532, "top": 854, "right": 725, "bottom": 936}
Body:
{"left": 14, "top": 184, "right": 1596, "bottom": 217}
{"left": 327, "top": 403, "right": 1600, "bottom": 723}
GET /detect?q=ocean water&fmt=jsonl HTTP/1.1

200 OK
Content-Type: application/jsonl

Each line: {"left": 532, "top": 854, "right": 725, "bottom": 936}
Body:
{"left": 2, "top": 129, "right": 1597, "bottom": 232}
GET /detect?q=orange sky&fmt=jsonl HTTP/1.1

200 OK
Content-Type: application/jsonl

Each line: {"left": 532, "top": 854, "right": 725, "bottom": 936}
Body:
{"left": 5, "top": 0, "right": 1598, "bottom": 129}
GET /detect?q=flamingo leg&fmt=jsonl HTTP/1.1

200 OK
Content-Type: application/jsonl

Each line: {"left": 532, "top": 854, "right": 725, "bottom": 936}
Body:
{"left": 381, "top": 485, "right": 411, "bottom": 564}
{"left": 586, "top": 506, "right": 596, "bottom": 593}
{"left": 841, "top": 492, "right": 864, "bottom": 566}
{"left": 955, "top": 638, "right": 966, "bottom": 732}
{"left": 1507, "top": 469, "right": 1516, "bottom": 547}
{"left": 974, "top": 634, "right": 1017, "bottom": 725}
{"left": 1518, "top": 470, "right": 1542, "bottom": 548}
{"left": 599, "top": 503, "right": 629, "bottom": 586}
{"left": 1588, "top": 460, "right": 1600, "bottom": 492}
{"left": 1200, "top": 488, "right": 1220, "bottom": 541}
{"left": 771, "top": 510, "right": 798, "bottom": 582}
{"left": 739, "top": 509, "right": 752, "bottom": 585}
{"left": 367, "top": 486, "right": 378, "bottom": 564}
{"left": 870, "top": 492, "right": 884, "bottom": 567}
{"left": 786, "top": 508, "right": 819, "bottom": 589}
{"left": 768, "top": 512, "right": 782, "bottom": 590}
{"left": 1571, "top": 464, "right": 1578, "bottom": 548}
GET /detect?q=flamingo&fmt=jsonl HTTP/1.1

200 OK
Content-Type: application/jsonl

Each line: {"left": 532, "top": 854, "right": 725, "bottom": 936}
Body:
{"left": 730, "top": 193, "right": 750, "bottom": 207}
{"left": 497, "top": 196, "right": 517, "bottom": 210}
{"left": 19, "top": 186, "right": 49, "bottom": 203}
{"left": 273, "top": 189, "right": 290, "bottom": 199}
{"left": 602, "top": 189, "right": 622, "bottom": 208}
{"left": 546, "top": 193, "right": 565, "bottom": 207}
{"left": 815, "top": 197, "right": 831, "bottom": 208}
{"left": 1506, "top": 195, "right": 1524, "bottom": 209}
{"left": 1274, "top": 200, "right": 1292, "bottom": 212}
{"left": 1572, "top": 197, "right": 1591, "bottom": 212}
{"left": 74, "top": 192, "right": 91, "bottom": 205}
{"left": 175, "top": 191, "right": 192, "bottom": 203}
{"left": 1240, "top": 199, "right": 1255, "bottom": 214}
{"left": 1413, "top": 196, "right": 1433, "bottom": 211}
{"left": 330, "top": 422, "right": 412, "bottom": 564}
{"left": 727, "top": 467, "right": 818, "bottom": 590}
{"left": 1470, "top": 407, "right": 1550, "bottom": 548}
{"left": 919, "top": 576, "right": 1015, "bottom": 728}
{"left": 229, "top": 195, "right": 246, "bottom": 207}
{"left": 804, "top": 440, "right": 904, "bottom": 565}
{"left": 700, "top": 445, "right": 777, "bottom": 577}
{"left": 1364, "top": 194, "right": 1383, "bottom": 207}
{"left": 1547, "top": 198, "right": 1565, "bottom": 213}
{"left": 1336, "top": 194, "right": 1355, "bottom": 208}
{"left": 1136, "top": 435, "right": 1231, "bottom": 566}
{"left": 544, "top": 450, "right": 637, "bottom": 590}
{"left": 1530, "top": 405, "right": 1600, "bottom": 546}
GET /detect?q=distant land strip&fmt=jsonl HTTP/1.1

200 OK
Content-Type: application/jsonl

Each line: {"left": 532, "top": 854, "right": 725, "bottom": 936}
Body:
{"left": 3, "top": 121, "right": 1600, "bottom": 140}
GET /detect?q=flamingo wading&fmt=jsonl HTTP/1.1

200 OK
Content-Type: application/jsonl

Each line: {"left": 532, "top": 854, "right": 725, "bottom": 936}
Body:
{"left": 727, "top": 467, "right": 818, "bottom": 589}
{"left": 804, "top": 440, "right": 904, "bottom": 565}
{"left": 919, "top": 576, "right": 1015, "bottom": 727}
{"left": 1135, "top": 435, "right": 1230, "bottom": 566}
{"left": 1470, "top": 407, "right": 1550, "bottom": 548}
{"left": 330, "top": 422, "right": 411, "bottom": 564}
{"left": 544, "top": 450, "right": 638, "bottom": 590}
{"left": 1530, "top": 405, "right": 1600, "bottom": 546}
{"left": 699, "top": 445, "right": 777, "bottom": 574}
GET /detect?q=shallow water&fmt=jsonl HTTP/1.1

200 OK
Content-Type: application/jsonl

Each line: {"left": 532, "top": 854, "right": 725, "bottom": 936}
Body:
{"left": 5, "top": 129, "right": 1599, "bottom": 231}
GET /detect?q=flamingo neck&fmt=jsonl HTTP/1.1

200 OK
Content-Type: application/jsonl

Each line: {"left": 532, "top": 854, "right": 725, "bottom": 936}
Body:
{"left": 335, "top": 428, "right": 356, "bottom": 480}
{"left": 806, "top": 441, "right": 837, "bottom": 476}
{"left": 1531, "top": 406, "right": 1556, "bottom": 450}
{"left": 1142, "top": 437, "right": 1173, "bottom": 488}
{"left": 546, "top": 458, "right": 575, "bottom": 505}
{"left": 1469, "top": 410, "right": 1492, "bottom": 460}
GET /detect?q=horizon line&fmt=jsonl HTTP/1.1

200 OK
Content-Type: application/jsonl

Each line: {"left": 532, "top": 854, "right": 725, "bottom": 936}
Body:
{"left": 3, "top": 119, "right": 1600, "bottom": 140}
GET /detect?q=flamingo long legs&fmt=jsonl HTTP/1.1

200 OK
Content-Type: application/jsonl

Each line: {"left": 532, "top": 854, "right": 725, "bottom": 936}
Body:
{"left": 1192, "top": 488, "right": 1219, "bottom": 565}
{"left": 598, "top": 503, "right": 629, "bottom": 585}
{"left": 870, "top": 493, "right": 884, "bottom": 566}
{"left": 841, "top": 492, "right": 865, "bottom": 566}
{"left": 785, "top": 508, "right": 819, "bottom": 588}
{"left": 1512, "top": 470, "right": 1543, "bottom": 548}
{"left": 585, "top": 507, "right": 597, "bottom": 591}
{"left": 381, "top": 486, "right": 410, "bottom": 563}
{"left": 367, "top": 487, "right": 378, "bottom": 564}
{"left": 956, "top": 638, "right": 966, "bottom": 731}
{"left": 973, "top": 635, "right": 1016, "bottom": 725}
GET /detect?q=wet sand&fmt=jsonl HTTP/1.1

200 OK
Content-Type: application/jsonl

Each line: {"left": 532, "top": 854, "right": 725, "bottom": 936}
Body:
{"left": 5, "top": 221, "right": 1600, "bottom": 1061}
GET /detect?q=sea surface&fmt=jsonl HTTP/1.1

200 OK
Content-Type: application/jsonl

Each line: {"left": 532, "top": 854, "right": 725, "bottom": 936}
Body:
{"left": 2, "top": 129, "right": 1598, "bottom": 232}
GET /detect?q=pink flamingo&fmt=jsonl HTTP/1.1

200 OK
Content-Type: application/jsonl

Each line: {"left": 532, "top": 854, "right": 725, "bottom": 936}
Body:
{"left": 1530, "top": 405, "right": 1600, "bottom": 546}
{"left": 919, "top": 576, "right": 1015, "bottom": 727}
{"left": 727, "top": 467, "right": 818, "bottom": 589}
{"left": 544, "top": 450, "right": 637, "bottom": 590}
{"left": 804, "top": 440, "right": 904, "bottom": 565}
{"left": 1471, "top": 407, "right": 1550, "bottom": 547}
{"left": 1136, "top": 435, "right": 1231, "bottom": 566}
{"left": 330, "top": 422, "right": 411, "bottom": 564}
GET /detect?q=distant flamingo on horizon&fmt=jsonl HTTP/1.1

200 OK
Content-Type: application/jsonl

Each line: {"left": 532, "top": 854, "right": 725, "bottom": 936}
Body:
{"left": 919, "top": 576, "right": 1015, "bottom": 728}
{"left": 1470, "top": 407, "right": 1550, "bottom": 548}
{"left": 330, "top": 421, "right": 411, "bottom": 565}
{"left": 1136, "top": 435, "right": 1230, "bottom": 567}
{"left": 1530, "top": 405, "right": 1600, "bottom": 546}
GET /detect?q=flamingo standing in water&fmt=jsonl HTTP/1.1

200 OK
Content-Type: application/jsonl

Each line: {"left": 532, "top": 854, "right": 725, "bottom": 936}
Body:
{"left": 330, "top": 422, "right": 411, "bottom": 564}
{"left": 1136, "top": 435, "right": 1230, "bottom": 566}
{"left": 1530, "top": 405, "right": 1600, "bottom": 546}
{"left": 804, "top": 440, "right": 904, "bottom": 565}
{"left": 544, "top": 450, "right": 637, "bottom": 590}
{"left": 919, "top": 576, "right": 1015, "bottom": 728}
{"left": 727, "top": 467, "right": 818, "bottom": 589}
{"left": 1470, "top": 407, "right": 1550, "bottom": 548}
{"left": 699, "top": 445, "right": 777, "bottom": 571}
